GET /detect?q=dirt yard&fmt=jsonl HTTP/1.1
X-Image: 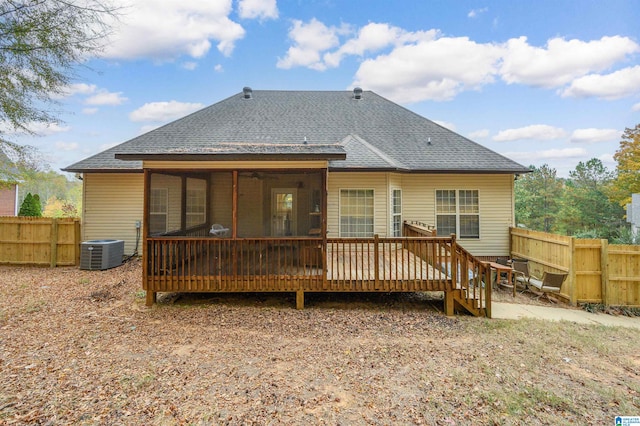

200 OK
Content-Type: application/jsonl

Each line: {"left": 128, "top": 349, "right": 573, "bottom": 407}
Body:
{"left": 1, "top": 259, "right": 639, "bottom": 425}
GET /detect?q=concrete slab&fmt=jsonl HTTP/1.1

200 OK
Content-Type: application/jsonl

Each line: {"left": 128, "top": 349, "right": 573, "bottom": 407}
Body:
{"left": 492, "top": 302, "right": 640, "bottom": 330}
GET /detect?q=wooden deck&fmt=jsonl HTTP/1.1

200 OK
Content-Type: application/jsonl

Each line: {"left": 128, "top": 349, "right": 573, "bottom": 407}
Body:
{"left": 143, "top": 234, "right": 492, "bottom": 317}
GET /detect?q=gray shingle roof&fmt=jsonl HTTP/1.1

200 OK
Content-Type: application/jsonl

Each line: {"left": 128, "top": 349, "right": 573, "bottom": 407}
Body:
{"left": 63, "top": 89, "right": 529, "bottom": 174}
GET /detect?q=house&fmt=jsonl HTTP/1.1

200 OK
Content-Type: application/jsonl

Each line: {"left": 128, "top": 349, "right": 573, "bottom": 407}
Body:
{"left": 627, "top": 193, "right": 640, "bottom": 236}
{"left": 0, "top": 183, "right": 19, "bottom": 216}
{"left": 64, "top": 88, "right": 529, "bottom": 316}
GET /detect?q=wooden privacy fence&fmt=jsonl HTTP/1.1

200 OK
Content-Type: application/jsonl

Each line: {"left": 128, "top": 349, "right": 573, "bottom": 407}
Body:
{"left": 0, "top": 217, "right": 81, "bottom": 267}
{"left": 510, "top": 227, "right": 640, "bottom": 307}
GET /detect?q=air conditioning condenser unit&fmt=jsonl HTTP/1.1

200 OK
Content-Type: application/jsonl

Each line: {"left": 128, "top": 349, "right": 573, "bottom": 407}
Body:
{"left": 80, "top": 239, "right": 124, "bottom": 270}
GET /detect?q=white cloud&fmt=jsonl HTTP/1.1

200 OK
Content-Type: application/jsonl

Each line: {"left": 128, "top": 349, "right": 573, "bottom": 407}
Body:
{"left": 323, "top": 23, "right": 435, "bottom": 68}
{"left": 55, "top": 142, "right": 79, "bottom": 151}
{"left": 28, "top": 122, "right": 72, "bottom": 136}
{"left": 468, "top": 8, "right": 488, "bottom": 18}
{"left": 85, "top": 90, "right": 127, "bottom": 106}
{"left": 493, "top": 125, "right": 567, "bottom": 142}
{"left": 505, "top": 147, "right": 587, "bottom": 162}
{"left": 561, "top": 66, "right": 640, "bottom": 100}
{"left": 82, "top": 107, "right": 99, "bottom": 115}
{"left": 182, "top": 61, "right": 198, "bottom": 70}
{"left": 238, "top": 0, "right": 278, "bottom": 20}
{"left": 468, "top": 129, "right": 490, "bottom": 139}
{"left": 500, "top": 36, "right": 639, "bottom": 88}
{"left": 103, "top": 0, "right": 245, "bottom": 60}
{"left": 598, "top": 153, "right": 616, "bottom": 168}
{"left": 633, "top": 102, "right": 640, "bottom": 112}
{"left": 214, "top": 64, "right": 224, "bottom": 72}
{"left": 129, "top": 101, "right": 205, "bottom": 122}
{"left": 277, "top": 19, "right": 345, "bottom": 70}
{"left": 354, "top": 35, "right": 502, "bottom": 102}
{"left": 51, "top": 83, "right": 98, "bottom": 99}
{"left": 433, "top": 120, "right": 456, "bottom": 131}
{"left": 570, "top": 128, "right": 621, "bottom": 144}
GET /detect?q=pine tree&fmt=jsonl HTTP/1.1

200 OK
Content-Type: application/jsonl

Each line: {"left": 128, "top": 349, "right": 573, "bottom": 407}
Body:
{"left": 18, "top": 193, "right": 42, "bottom": 217}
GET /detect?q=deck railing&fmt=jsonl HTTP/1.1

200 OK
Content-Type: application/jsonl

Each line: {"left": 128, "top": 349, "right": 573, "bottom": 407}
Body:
{"left": 144, "top": 234, "right": 490, "bottom": 316}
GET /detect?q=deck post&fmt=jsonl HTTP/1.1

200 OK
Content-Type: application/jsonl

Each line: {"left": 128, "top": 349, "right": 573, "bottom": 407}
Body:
{"left": 145, "top": 290, "right": 156, "bottom": 306}
{"left": 445, "top": 290, "right": 454, "bottom": 316}
{"left": 296, "top": 290, "right": 304, "bottom": 310}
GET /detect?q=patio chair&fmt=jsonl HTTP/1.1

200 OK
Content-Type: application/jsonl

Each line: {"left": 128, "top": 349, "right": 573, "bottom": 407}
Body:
{"left": 527, "top": 272, "right": 567, "bottom": 301}
{"left": 512, "top": 260, "right": 531, "bottom": 290}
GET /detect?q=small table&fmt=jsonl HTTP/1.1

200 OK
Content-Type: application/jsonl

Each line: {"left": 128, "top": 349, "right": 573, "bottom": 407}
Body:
{"left": 483, "top": 261, "right": 515, "bottom": 297}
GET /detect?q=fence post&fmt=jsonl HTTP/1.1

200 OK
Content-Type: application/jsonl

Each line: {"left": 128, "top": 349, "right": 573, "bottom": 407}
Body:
{"left": 50, "top": 218, "right": 59, "bottom": 268}
{"left": 568, "top": 236, "right": 577, "bottom": 306}
{"left": 74, "top": 219, "right": 82, "bottom": 266}
{"left": 600, "top": 238, "right": 609, "bottom": 306}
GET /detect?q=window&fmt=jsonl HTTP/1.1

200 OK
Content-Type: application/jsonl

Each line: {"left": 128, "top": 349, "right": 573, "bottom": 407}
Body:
{"left": 436, "top": 189, "right": 479, "bottom": 238}
{"left": 340, "top": 189, "right": 374, "bottom": 237}
{"left": 186, "top": 188, "right": 206, "bottom": 227}
{"left": 391, "top": 189, "right": 402, "bottom": 237}
{"left": 149, "top": 188, "right": 168, "bottom": 234}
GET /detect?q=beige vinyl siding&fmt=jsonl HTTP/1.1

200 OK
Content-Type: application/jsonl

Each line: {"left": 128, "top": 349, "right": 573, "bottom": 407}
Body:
{"left": 83, "top": 173, "right": 143, "bottom": 255}
{"left": 401, "top": 174, "right": 514, "bottom": 256}
{"left": 327, "top": 172, "right": 389, "bottom": 237}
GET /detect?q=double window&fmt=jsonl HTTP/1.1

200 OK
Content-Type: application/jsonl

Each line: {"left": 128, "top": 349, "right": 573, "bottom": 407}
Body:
{"left": 436, "top": 189, "right": 479, "bottom": 239}
{"left": 340, "top": 189, "right": 374, "bottom": 237}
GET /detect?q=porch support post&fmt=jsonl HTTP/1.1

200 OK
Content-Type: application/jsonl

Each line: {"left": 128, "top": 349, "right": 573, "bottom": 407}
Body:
{"left": 232, "top": 170, "right": 238, "bottom": 239}
{"left": 321, "top": 168, "right": 328, "bottom": 288}
{"left": 296, "top": 290, "right": 305, "bottom": 310}
{"left": 143, "top": 169, "right": 153, "bottom": 305}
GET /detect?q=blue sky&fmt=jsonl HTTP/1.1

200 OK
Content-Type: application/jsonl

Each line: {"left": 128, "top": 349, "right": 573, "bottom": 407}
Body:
{"left": 7, "top": 0, "right": 640, "bottom": 177}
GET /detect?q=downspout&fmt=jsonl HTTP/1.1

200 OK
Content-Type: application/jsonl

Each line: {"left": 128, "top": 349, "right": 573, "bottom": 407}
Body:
{"left": 14, "top": 184, "right": 19, "bottom": 216}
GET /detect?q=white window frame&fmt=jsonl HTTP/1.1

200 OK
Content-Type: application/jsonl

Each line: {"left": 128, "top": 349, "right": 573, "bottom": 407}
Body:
{"left": 391, "top": 188, "right": 402, "bottom": 237}
{"left": 149, "top": 188, "right": 168, "bottom": 234}
{"left": 339, "top": 189, "right": 375, "bottom": 237}
{"left": 435, "top": 189, "right": 480, "bottom": 239}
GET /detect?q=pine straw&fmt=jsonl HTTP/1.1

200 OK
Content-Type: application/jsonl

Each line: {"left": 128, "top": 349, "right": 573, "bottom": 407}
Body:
{"left": 1, "top": 260, "right": 639, "bottom": 425}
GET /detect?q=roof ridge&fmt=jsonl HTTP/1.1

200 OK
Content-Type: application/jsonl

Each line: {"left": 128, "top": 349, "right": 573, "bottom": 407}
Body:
{"left": 341, "top": 134, "right": 407, "bottom": 169}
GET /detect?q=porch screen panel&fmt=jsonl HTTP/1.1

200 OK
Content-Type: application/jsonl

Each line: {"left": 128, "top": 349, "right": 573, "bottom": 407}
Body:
{"left": 186, "top": 178, "right": 206, "bottom": 228}
{"left": 340, "top": 189, "right": 374, "bottom": 237}
{"left": 149, "top": 188, "right": 168, "bottom": 234}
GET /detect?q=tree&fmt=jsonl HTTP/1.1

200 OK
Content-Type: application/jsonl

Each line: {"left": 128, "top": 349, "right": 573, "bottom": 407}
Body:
{"left": 18, "top": 192, "right": 42, "bottom": 217}
{"left": 0, "top": 0, "right": 116, "bottom": 181}
{"left": 611, "top": 124, "right": 640, "bottom": 206}
{"left": 557, "top": 159, "right": 625, "bottom": 239}
{"left": 515, "top": 164, "right": 564, "bottom": 232}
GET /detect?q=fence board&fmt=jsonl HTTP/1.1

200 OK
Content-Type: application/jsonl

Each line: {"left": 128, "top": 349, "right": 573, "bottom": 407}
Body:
{"left": 0, "top": 217, "right": 81, "bottom": 266}
{"left": 510, "top": 227, "right": 640, "bottom": 307}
